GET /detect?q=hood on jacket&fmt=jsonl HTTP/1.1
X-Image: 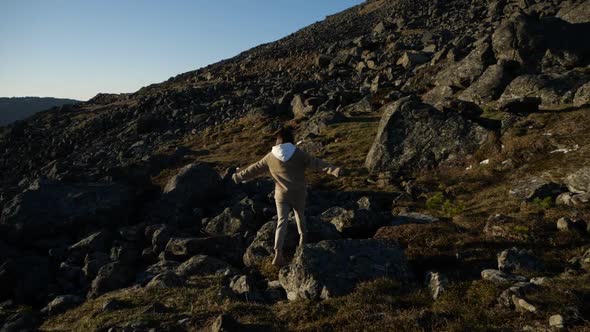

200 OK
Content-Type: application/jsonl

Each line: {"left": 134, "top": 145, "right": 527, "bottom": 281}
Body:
{"left": 271, "top": 143, "right": 296, "bottom": 162}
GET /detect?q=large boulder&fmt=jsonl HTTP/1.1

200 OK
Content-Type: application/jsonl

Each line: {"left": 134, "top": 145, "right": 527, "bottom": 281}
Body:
{"left": 243, "top": 218, "right": 340, "bottom": 268}
{"left": 574, "top": 82, "right": 590, "bottom": 108}
{"left": 498, "top": 73, "right": 587, "bottom": 109}
{"left": 88, "top": 262, "right": 135, "bottom": 298}
{"left": 0, "top": 179, "right": 133, "bottom": 241}
{"left": 365, "top": 96, "right": 495, "bottom": 175}
{"left": 457, "top": 64, "right": 513, "bottom": 104}
{"left": 565, "top": 167, "right": 590, "bottom": 194}
{"left": 162, "top": 163, "right": 222, "bottom": 209}
{"left": 278, "top": 239, "right": 411, "bottom": 301}
{"left": 557, "top": 1, "right": 590, "bottom": 24}
{"left": 492, "top": 14, "right": 590, "bottom": 67}
{"left": 435, "top": 38, "right": 496, "bottom": 89}
{"left": 508, "top": 176, "right": 564, "bottom": 201}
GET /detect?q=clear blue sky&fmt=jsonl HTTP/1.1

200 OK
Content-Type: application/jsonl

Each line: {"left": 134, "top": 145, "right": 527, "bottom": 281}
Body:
{"left": 0, "top": 1, "right": 363, "bottom": 101}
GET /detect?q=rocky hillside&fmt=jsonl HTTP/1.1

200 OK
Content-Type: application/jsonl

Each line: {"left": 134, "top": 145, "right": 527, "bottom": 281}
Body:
{"left": 0, "top": 97, "right": 81, "bottom": 126}
{"left": 1, "top": 0, "right": 590, "bottom": 331}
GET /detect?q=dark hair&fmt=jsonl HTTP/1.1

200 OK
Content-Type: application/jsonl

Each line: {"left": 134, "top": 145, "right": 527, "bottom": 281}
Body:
{"left": 274, "top": 126, "right": 295, "bottom": 144}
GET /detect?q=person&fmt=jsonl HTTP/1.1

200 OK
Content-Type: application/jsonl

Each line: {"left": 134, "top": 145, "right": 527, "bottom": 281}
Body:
{"left": 232, "top": 127, "right": 342, "bottom": 266}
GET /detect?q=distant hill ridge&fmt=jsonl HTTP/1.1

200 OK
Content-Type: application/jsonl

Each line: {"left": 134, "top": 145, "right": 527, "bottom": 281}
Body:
{"left": 0, "top": 97, "right": 82, "bottom": 126}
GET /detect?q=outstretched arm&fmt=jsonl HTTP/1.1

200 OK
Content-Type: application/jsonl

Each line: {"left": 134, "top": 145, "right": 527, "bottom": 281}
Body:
{"left": 303, "top": 151, "right": 342, "bottom": 177}
{"left": 232, "top": 154, "right": 270, "bottom": 183}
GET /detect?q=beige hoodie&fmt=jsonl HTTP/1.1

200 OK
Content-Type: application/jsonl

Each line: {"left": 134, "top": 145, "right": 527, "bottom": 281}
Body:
{"left": 233, "top": 143, "right": 340, "bottom": 205}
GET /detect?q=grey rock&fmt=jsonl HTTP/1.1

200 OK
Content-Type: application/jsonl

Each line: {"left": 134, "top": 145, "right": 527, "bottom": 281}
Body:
{"left": 497, "top": 282, "right": 535, "bottom": 308}
{"left": 68, "top": 231, "right": 111, "bottom": 255}
{"left": 549, "top": 314, "right": 565, "bottom": 329}
{"left": 291, "top": 95, "right": 315, "bottom": 119}
{"left": 279, "top": 239, "right": 411, "bottom": 301}
{"left": 396, "top": 51, "right": 430, "bottom": 69}
{"left": 565, "top": 167, "right": 590, "bottom": 194}
{"left": 481, "top": 269, "right": 527, "bottom": 283}
{"left": 458, "top": 64, "right": 513, "bottom": 104}
{"left": 145, "top": 271, "right": 184, "bottom": 289}
{"left": 508, "top": 176, "right": 563, "bottom": 201}
{"left": 205, "top": 207, "right": 250, "bottom": 236}
{"left": 498, "top": 73, "right": 586, "bottom": 109}
{"left": 574, "top": 82, "right": 590, "bottom": 108}
{"left": 557, "top": 1, "right": 590, "bottom": 24}
{"left": 243, "top": 218, "right": 340, "bottom": 268}
{"left": 41, "top": 294, "right": 84, "bottom": 315}
{"left": 422, "top": 85, "right": 454, "bottom": 107}
{"left": 0, "top": 179, "right": 133, "bottom": 240}
{"left": 165, "top": 235, "right": 245, "bottom": 266}
{"left": 365, "top": 95, "right": 494, "bottom": 175}
{"left": 498, "top": 247, "right": 544, "bottom": 273}
{"left": 83, "top": 252, "right": 110, "bottom": 280}
{"left": 89, "top": 262, "right": 135, "bottom": 298}
{"left": 425, "top": 271, "right": 447, "bottom": 300}
{"left": 435, "top": 38, "right": 495, "bottom": 89}
{"left": 162, "top": 163, "right": 222, "bottom": 210}
{"left": 320, "top": 207, "right": 384, "bottom": 237}
{"left": 176, "top": 255, "right": 237, "bottom": 278}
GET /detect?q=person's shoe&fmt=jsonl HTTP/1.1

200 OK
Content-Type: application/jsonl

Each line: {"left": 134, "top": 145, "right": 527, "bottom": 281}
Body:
{"left": 272, "top": 250, "right": 286, "bottom": 267}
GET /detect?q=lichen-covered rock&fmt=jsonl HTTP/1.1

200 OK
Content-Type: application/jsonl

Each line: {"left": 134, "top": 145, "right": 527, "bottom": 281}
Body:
{"left": 243, "top": 218, "right": 340, "bottom": 268}
{"left": 508, "top": 176, "right": 564, "bottom": 201}
{"left": 176, "top": 255, "right": 237, "bottom": 278}
{"left": 365, "top": 95, "right": 494, "bottom": 175}
{"left": 497, "top": 247, "right": 544, "bottom": 273}
{"left": 0, "top": 179, "right": 133, "bottom": 240}
{"left": 279, "top": 239, "right": 411, "bottom": 301}
{"left": 565, "top": 167, "right": 590, "bottom": 194}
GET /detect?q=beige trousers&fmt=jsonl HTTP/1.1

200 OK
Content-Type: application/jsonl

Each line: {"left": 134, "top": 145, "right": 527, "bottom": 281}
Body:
{"left": 274, "top": 199, "right": 306, "bottom": 251}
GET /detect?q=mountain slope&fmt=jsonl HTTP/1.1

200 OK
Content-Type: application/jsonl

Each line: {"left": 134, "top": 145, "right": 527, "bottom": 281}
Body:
{"left": 0, "top": 97, "right": 81, "bottom": 126}
{"left": 1, "top": 0, "right": 590, "bottom": 331}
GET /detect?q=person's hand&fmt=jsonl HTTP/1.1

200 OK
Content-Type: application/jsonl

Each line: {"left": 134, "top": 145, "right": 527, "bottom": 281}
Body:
{"left": 231, "top": 173, "right": 239, "bottom": 184}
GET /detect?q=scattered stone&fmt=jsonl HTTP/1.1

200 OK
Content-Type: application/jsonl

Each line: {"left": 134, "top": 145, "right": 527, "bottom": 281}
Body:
{"left": 565, "top": 167, "right": 590, "bottom": 194}
{"left": 102, "top": 298, "right": 127, "bottom": 312}
{"left": 549, "top": 314, "right": 565, "bottom": 329}
{"left": 425, "top": 271, "right": 447, "bottom": 300}
{"left": 41, "top": 295, "right": 84, "bottom": 315}
{"left": 513, "top": 296, "right": 537, "bottom": 313}
{"left": 508, "top": 176, "right": 563, "bottom": 201}
{"left": 89, "top": 262, "right": 135, "bottom": 298}
{"left": 396, "top": 51, "right": 430, "bottom": 69}
{"left": 146, "top": 271, "right": 184, "bottom": 289}
{"left": 498, "top": 247, "right": 544, "bottom": 273}
{"left": 243, "top": 218, "right": 340, "bottom": 268}
{"left": 176, "top": 255, "right": 237, "bottom": 278}
{"left": 481, "top": 269, "right": 527, "bottom": 283}
{"left": 497, "top": 282, "right": 535, "bottom": 308}
{"left": 573, "top": 82, "right": 590, "bottom": 108}
{"left": 0, "top": 179, "right": 133, "bottom": 240}
{"left": 279, "top": 239, "right": 411, "bottom": 301}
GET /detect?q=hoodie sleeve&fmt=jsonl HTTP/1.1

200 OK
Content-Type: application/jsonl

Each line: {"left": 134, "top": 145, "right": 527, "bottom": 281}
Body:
{"left": 234, "top": 154, "right": 270, "bottom": 182}
{"left": 302, "top": 151, "right": 341, "bottom": 177}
